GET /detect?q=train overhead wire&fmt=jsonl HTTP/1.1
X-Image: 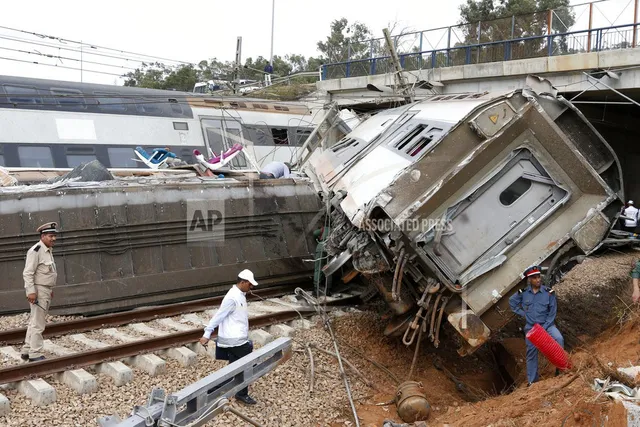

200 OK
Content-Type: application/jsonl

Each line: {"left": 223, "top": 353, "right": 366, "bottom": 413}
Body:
{"left": 0, "top": 24, "right": 197, "bottom": 67}
{"left": 0, "top": 55, "right": 126, "bottom": 78}
{"left": 0, "top": 45, "right": 139, "bottom": 71}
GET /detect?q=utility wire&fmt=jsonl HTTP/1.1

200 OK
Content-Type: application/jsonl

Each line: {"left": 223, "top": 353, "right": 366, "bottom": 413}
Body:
{"left": 0, "top": 34, "right": 169, "bottom": 69}
{"left": 0, "top": 55, "right": 125, "bottom": 77}
{"left": 0, "top": 24, "right": 196, "bottom": 66}
{"left": 0, "top": 45, "right": 138, "bottom": 71}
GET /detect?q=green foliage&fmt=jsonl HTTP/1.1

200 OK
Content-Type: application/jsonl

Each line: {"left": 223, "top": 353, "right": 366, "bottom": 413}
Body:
{"left": 456, "top": 0, "right": 576, "bottom": 55}
{"left": 316, "top": 18, "right": 372, "bottom": 62}
{"left": 124, "top": 17, "right": 371, "bottom": 92}
{"left": 124, "top": 58, "right": 233, "bottom": 91}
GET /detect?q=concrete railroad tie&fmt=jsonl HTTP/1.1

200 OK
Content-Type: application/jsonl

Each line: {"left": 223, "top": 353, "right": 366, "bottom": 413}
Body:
{"left": 70, "top": 334, "right": 133, "bottom": 386}
{"left": 0, "top": 346, "right": 57, "bottom": 406}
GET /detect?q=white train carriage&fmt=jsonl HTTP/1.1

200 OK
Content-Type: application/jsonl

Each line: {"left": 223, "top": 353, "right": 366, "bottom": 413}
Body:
{"left": 0, "top": 75, "right": 321, "bottom": 170}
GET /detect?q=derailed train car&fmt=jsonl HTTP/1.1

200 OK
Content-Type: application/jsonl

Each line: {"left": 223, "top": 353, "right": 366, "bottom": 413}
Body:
{"left": 0, "top": 175, "right": 321, "bottom": 316}
{"left": 306, "top": 80, "right": 624, "bottom": 355}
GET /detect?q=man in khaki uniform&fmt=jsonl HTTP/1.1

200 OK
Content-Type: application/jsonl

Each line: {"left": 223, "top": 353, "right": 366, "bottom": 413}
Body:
{"left": 21, "top": 222, "right": 58, "bottom": 362}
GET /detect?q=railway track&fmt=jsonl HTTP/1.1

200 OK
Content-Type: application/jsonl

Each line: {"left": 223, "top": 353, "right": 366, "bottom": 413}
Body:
{"left": 0, "top": 287, "right": 361, "bottom": 413}
{"left": 0, "top": 283, "right": 305, "bottom": 346}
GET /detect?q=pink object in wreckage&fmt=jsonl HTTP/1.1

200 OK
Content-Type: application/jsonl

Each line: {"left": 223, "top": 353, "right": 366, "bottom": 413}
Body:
{"left": 194, "top": 143, "right": 244, "bottom": 165}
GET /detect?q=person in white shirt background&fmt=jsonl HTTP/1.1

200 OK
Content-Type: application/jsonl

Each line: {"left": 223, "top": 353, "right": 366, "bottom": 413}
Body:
{"left": 199, "top": 269, "right": 259, "bottom": 405}
{"left": 621, "top": 200, "right": 639, "bottom": 233}
{"left": 259, "top": 161, "right": 291, "bottom": 179}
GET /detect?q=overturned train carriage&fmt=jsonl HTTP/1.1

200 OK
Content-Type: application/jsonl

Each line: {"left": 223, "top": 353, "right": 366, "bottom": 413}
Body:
{"left": 0, "top": 178, "right": 322, "bottom": 315}
{"left": 307, "top": 85, "right": 623, "bottom": 355}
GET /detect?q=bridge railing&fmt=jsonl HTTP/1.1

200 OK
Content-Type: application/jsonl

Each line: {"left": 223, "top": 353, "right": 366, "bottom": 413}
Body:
{"left": 322, "top": 23, "right": 640, "bottom": 80}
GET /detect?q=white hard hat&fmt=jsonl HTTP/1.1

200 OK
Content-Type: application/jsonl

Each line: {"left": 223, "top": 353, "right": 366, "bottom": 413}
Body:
{"left": 238, "top": 269, "right": 258, "bottom": 286}
{"left": 629, "top": 200, "right": 635, "bottom": 205}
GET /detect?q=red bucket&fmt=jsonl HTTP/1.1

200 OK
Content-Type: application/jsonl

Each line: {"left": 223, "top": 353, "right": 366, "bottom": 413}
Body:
{"left": 526, "top": 324, "right": 572, "bottom": 370}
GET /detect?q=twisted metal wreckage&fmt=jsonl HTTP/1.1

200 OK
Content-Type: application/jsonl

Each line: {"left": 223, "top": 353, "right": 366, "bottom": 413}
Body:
{"left": 303, "top": 76, "right": 625, "bottom": 356}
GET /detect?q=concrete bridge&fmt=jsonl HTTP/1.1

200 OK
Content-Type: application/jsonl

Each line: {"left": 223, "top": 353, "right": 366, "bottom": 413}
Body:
{"left": 318, "top": 47, "right": 640, "bottom": 104}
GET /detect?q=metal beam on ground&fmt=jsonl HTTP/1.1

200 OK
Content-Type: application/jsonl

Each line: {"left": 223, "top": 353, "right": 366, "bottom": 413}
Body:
{"left": 99, "top": 337, "right": 292, "bottom": 427}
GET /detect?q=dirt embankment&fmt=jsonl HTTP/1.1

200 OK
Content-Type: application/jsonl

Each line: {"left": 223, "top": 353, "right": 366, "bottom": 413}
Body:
{"left": 335, "top": 250, "right": 640, "bottom": 427}
{"left": 554, "top": 250, "right": 639, "bottom": 348}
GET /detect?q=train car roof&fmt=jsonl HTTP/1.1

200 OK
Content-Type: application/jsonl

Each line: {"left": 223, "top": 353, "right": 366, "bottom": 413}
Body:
{"left": 0, "top": 74, "right": 313, "bottom": 107}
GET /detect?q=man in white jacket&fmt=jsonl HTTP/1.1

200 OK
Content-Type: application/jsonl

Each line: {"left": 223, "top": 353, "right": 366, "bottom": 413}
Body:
{"left": 622, "top": 200, "right": 639, "bottom": 232}
{"left": 199, "top": 269, "right": 258, "bottom": 405}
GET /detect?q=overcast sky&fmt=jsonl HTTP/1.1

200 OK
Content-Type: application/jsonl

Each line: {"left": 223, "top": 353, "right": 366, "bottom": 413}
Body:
{"left": 0, "top": 0, "right": 634, "bottom": 86}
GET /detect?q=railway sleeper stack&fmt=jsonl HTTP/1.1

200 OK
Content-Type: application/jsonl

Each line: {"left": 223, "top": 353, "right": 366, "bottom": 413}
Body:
{"left": 0, "top": 292, "right": 356, "bottom": 412}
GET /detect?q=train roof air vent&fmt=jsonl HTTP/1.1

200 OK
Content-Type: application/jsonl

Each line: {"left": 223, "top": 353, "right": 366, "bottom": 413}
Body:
{"left": 331, "top": 138, "right": 358, "bottom": 154}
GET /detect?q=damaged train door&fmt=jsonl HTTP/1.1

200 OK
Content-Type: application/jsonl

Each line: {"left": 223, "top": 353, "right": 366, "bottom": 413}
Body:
{"left": 200, "top": 117, "right": 248, "bottom": 168}
{"left": 426, "top": 149, "right": 569, "bottom": 283}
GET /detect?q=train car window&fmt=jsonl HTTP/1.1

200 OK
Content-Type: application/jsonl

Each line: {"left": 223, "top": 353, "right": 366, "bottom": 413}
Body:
{"left": 173, "top": 122, "right": 189, "bottom": 131}
{"left": 3, "top": 85, "right": 43, "bottom": 105}
{"left": 67, "top": 154, "right": 97, "bottom": 167}
{"left": 294, "top": 129, "right": 312, "bottom": 145}
{"left": 135, "top": 98, "right": 163, "bottom": 114}
{"left": 51, "top": 88, "right": 86, "bottom": 109}
{"left": 179, "top": 148, "right": 194, "bottom": 164}
{"left": 38, "top": 89, "right": 56, "bottom": 106}
{"left": 18, "top": 146, "right": 54, "bottom": 168}
{"left": 271, "top": 128, "right": 289, "bottom": 145}
{"left": 108, "top": 147, "right": 139, "bottom": 168}
{"left": 66, "top": 147, "right": 97, "bottom": 168}
{"left": 170, "top": 102, "right": 183, "bottom": 115}
{"left": 205, "top": 127, "right": 225, "bottom": 154}
{"left": 499, "top": 177, "right": 532, "bottom": 206}
{"left": 226, "top": 129, "right": 247, "bottom": 167}
{"left": 94, "top": 92, "right": 127, "bottom": 112}
{"left": 242, "top": 125, "right": 272, "bottom": 146}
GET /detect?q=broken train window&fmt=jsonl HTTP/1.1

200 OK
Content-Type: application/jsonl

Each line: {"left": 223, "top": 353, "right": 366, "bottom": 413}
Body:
{"left": 499, "top": 177, "right": 532, "bottom": 206}
{"left": 270, "top": 128, "right": 289, "bottom": 145}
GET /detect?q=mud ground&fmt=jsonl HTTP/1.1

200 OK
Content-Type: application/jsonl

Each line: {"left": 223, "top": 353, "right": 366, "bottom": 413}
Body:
{"left": 323, "top": 249, "right": 640, "bottom": 426}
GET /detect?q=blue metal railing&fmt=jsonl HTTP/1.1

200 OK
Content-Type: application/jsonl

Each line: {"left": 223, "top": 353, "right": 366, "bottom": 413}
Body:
{"left": 321, "top": 23, "right": 639, "bottom": 80}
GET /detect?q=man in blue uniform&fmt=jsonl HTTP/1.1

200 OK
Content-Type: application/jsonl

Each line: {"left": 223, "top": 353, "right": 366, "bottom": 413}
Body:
{"left": 509, "top": 265, "right": 564, "bottom": 386}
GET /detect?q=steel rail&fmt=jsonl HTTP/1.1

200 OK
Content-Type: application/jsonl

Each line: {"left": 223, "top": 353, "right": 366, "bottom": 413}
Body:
{"left": 0, "top": 283, "right": 309, "bottom": 345}
{"left": 0, "top": 294, "right": 360, "bottom": 384}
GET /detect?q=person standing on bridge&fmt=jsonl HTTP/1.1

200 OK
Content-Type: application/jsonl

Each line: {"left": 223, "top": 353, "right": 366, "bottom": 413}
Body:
{"left": 21, "top": 222, "right": 58, "bottom": 362}
{"left": 199, "top": 269, "right": 258, "bottom": 405}
{"left": 264, "top": 62, "right": 273, "bottom": 86}
{"left": 509, "top": 266, "right": 564, "bottom": 386}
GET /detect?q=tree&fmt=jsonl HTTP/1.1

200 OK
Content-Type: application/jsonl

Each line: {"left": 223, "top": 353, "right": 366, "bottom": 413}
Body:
{"left": 123, "top": 58, "right": 235, "bottom": 92}
{"left": 458, "top": 0, "right": 575, "bottom": 54}
{"left": 123, "top": 17, "right": 371, "bottom": 92}
{"left": 316, "top": 18, "right": 372, "bottom": 63}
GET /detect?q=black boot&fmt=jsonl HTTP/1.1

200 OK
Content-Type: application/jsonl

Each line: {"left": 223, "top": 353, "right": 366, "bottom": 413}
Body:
{"left": 235, "top": 394, "right": 257, "bottom": 405}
